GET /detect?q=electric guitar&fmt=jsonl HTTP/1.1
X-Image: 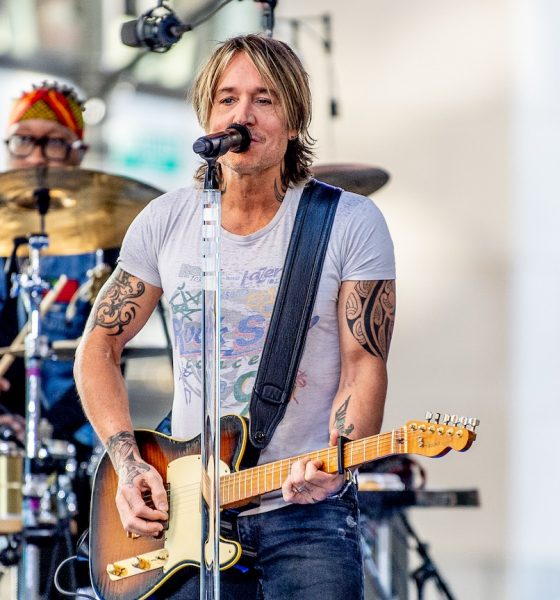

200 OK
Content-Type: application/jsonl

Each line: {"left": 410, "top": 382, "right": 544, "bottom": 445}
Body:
{"left": 89, "top": 413, "right": 478, "bottom": 600}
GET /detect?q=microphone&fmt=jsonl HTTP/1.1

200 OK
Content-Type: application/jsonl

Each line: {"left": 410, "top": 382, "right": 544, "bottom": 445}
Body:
{"left": 121, "top": 4, "right": 191, "bottom": 53}
{"left": 192, "top": 124, "right": 252, "bottom": 160}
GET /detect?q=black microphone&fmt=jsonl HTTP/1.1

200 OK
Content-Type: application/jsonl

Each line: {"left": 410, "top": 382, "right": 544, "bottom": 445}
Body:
{"left": 121, "top": 4, "right": 191, "bottom": 53}
{"left": 192, "top": 124, "right": 252, "bottom": 160}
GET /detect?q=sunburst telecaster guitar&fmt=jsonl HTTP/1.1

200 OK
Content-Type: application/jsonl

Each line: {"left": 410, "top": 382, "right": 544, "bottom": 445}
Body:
{"left": 89, "top": 412, "right": 478, "bottom": 600}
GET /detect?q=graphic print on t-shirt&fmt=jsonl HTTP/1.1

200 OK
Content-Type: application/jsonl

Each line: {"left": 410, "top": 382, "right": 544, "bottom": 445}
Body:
{"left": 170, "top": 262, "right": 287, "bottom": 416}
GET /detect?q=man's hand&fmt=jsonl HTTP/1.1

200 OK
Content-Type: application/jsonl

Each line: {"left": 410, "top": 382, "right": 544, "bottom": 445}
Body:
{"left": 107, "top": 431, "right": 169, "bottom": 537}
{"left": 282, "top": 429, "right": 347, "bottom": 505}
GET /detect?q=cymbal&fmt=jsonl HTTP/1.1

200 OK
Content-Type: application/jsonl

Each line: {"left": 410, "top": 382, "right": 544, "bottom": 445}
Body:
{"left": 312, "top": 163, "right": 390, "bottom": 196}
{"left": 0, "top": 166, "right": 163, "bottom": 256}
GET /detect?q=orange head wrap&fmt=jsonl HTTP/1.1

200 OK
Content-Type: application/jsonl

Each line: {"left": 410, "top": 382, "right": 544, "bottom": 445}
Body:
{"left": 8, "top": 81, "right": 85, "bottom": 139}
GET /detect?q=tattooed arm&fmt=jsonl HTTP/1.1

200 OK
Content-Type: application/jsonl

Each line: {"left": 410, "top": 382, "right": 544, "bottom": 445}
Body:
{"left": 74, "top": 267, "right": 168, "bottom": 535}
{"left": 284, "top": 279, "right": 395, "bottom": 505}
{"left": 330, "top": 279, "right": 396, "bottom": 439}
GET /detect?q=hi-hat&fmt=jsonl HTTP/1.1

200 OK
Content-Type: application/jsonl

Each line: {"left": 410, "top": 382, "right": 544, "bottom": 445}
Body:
{"left": 0, "top": 166, "right": 163, "bottom": 256}
{"left": 312, "top": 163, "right": 390, "bottom": 196}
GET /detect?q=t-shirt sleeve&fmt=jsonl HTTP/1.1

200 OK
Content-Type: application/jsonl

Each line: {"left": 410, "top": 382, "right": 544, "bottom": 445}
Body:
{"left": 118, "top": 202, "right": 162, "bottom": 288}
{"left": 337, "top": 192, "right": 396, "bottom": 281}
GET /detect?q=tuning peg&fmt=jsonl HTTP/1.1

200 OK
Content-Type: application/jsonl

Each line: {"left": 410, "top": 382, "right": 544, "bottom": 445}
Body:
{"left": 425, "top": 411, "right": 441, "bottom": 423}
{"left": 450, "top": 415, "right": 459, "bottom": 425}
{"left": 467, "top": 417, "right": 480, "bottom": 432}
{"left": 442, "top": 414, "right": 451, "bottom": 425}
{"left": 458, "top": 416, "right": 468, "bottom": 427}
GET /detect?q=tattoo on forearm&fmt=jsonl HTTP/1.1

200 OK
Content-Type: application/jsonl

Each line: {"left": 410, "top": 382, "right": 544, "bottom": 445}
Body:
{"left": 92, "top": 269, "right": 145, "bottom": 336}
{"left": 106, "top": 431, "right": 150, "bottom": 486}
{"left": 345, "top": 280, "right": 395, "bottom": 361}
{"left": 334, "top": 396, "right": 355, "bottom": 437}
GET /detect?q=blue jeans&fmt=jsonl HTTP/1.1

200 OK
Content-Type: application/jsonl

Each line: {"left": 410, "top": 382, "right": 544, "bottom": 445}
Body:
{"left": 154, "top": 485, "right": 363, "bottom": 600}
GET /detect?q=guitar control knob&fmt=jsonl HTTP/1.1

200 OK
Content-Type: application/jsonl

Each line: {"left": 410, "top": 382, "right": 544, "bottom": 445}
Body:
{"left": 107, "top": 563, "right": 127, "bottom": 577}
{"left": 157, "top": 549, "right": 170, "bottom": 562}
{"left": 132, "top": 557, "right": 151, "bottom": 570}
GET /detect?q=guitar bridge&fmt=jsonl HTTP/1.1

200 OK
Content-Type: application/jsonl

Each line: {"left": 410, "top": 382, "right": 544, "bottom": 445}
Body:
{"left": 106, "top": 549, "right": 169, "bottom": 581}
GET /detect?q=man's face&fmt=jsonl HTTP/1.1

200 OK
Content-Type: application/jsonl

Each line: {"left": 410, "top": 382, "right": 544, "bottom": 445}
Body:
{"left": 208, "top": 52, "right": 296, "bottom": 178}
{"left": 5, "top": 118, "right": 84, "bottom": 169}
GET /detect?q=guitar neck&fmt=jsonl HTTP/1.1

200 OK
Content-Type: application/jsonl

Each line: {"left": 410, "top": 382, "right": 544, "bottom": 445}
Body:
{"left": 220, "top": 427, "right": 407, "bottom": 508}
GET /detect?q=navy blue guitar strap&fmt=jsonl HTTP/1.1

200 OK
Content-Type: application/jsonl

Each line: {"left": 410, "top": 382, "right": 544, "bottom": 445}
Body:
{"left": 248, "top": 179, "right": 342, "bottom": 450}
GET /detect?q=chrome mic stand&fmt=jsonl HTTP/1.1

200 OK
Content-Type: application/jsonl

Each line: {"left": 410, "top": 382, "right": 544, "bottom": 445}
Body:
{"left": 199, "top": 155, "right": 222, "bottom": 600}
{"left": 193, "top": 124, "right": 251, "bottom": 600}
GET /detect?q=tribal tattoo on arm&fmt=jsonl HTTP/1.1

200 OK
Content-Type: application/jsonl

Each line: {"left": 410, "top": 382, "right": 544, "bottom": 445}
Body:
{"left": 334, "top": 395, "right": 355, "bottom": 437}
{"left": 106, "top": 431, "right": 150, "bottom": 487}
{"left": 92, "top": 269, "right": 145, "bottom": 336}
{"left": 345, "top": 280, "right": 396, "bottom": 361}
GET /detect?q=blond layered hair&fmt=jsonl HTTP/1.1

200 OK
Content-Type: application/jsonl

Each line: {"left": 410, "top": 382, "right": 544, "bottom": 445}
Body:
{"left": 191, "top": 34, "right": 314, "bottom": 187}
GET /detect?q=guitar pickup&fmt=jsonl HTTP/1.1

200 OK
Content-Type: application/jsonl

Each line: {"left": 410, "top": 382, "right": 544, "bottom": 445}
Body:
{"left": 106, "top": 549, "right": 169, "bottom": 581}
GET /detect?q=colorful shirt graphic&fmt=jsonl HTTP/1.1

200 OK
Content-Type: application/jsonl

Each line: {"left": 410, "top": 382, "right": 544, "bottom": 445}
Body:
{"left": 119, "top": 183, "right": 395, "bottom": 510}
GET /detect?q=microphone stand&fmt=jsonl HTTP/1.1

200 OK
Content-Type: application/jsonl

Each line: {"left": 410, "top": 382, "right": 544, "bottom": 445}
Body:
{"left": 199, "top": 156, "right": 222, "bottom": 600}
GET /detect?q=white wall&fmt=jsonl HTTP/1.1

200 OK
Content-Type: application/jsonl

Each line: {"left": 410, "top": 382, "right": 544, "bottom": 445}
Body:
{"left": 275, "top": 1, "right": 524, "bottom": 598}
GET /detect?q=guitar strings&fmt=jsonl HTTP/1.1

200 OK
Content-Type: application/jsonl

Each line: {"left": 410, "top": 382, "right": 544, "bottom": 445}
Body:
{"left": 151, "top": 431, "right": 466, "bottom": 517}
{"left": 141, "top": 429, "right": 463, "bottom": 514}
{"left": 135, "top": 432, "right": 418, "bottom": 512}
{"left": 139, "top": 432, "right": 412, "bottom": 509}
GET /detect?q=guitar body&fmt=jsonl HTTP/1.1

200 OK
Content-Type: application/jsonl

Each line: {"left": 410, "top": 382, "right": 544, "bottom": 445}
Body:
{"left": 89, "top": 414, "right": 248, "bottom": 600}
{"left": 88, "top": 411, "right": 478, "bottom": 599}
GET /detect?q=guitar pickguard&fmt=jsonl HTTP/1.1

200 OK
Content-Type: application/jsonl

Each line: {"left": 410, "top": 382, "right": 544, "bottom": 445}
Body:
{"left": 165, "top": 454, "right": 241, "bottom": 572}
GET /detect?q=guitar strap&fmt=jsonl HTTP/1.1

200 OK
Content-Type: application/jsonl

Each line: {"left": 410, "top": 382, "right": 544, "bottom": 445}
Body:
{"left": 248, "top": 178, "right": 342, "bottom": 451}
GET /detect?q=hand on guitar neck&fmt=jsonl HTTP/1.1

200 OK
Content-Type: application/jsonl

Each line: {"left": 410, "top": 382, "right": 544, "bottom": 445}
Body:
{"left": 282, "top": 428, "right": 348, "bottom": 504}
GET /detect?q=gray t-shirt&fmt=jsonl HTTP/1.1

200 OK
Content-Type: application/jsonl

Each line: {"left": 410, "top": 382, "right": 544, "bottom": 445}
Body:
{"left": 119, "top": 182, "right": 395, "bottom": 511}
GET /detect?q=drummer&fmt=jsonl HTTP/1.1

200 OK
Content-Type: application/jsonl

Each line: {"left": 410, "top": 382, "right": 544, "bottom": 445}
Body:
{"left": 0, "top": 81, "right": 118, "bottom": 453}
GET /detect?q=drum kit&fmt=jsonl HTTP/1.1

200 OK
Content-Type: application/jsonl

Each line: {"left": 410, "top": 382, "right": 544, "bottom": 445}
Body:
{"left": 0, "top": 165, "right": 164, "bottom": 598}
{"left": 0, "top": 162, "right": 389, "bottom": 598}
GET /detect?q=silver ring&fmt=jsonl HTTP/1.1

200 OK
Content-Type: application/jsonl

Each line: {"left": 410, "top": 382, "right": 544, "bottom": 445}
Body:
{"left": 294, "top": 485, "right": 306, "bottom": 494}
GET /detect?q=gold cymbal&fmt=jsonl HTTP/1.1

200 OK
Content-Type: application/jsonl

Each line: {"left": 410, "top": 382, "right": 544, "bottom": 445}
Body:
{"left": 312, "top": 163, "right": 390, "bottom": 196}
{"left": 0, "top": 166, "right": 163, "bottom": 256}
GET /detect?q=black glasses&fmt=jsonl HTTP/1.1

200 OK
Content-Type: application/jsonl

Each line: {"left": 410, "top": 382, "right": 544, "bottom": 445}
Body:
{"left": 4, "top": 134, "right": 85, "bottom": 161}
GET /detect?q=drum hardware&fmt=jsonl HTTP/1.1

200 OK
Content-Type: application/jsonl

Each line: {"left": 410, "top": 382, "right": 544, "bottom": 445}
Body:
{"left": 66, "top": 248, "right": 112, "bottom": 321}
{"left": 0, "top": 338, "right": 171, "bottom": 361}
{"left": 0, "top": 166, "right": 163, "bottom": 256}
{"left": 0, "top": 166, "right": 164, "bottom": 598}
{"left": 0, "top": 273, "right": 68, "bottom": 380}
{"left": 311, "top": 163, "right": 390, "bottom": 196}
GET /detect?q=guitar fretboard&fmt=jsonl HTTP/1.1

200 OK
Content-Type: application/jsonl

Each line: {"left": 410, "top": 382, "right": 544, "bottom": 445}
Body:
{"left": 220, "top": 427, "right": 407, "bottom": 508}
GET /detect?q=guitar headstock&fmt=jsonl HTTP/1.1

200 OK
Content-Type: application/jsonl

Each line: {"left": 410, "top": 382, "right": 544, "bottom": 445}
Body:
{"left": 405, "top": 412, "right": 479, "bottom": 457}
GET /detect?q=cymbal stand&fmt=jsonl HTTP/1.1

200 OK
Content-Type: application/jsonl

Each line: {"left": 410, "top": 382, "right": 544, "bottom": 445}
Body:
{"left": 398, "top": 512, "right": 456, "bottom": 600}
{"left": 14, "top": 233, "right": 53, "bottom": 600}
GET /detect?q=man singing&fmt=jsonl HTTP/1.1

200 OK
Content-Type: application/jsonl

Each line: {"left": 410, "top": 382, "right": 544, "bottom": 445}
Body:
{"left": 75, "top": 34, "right": 396, "bottom": 599}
